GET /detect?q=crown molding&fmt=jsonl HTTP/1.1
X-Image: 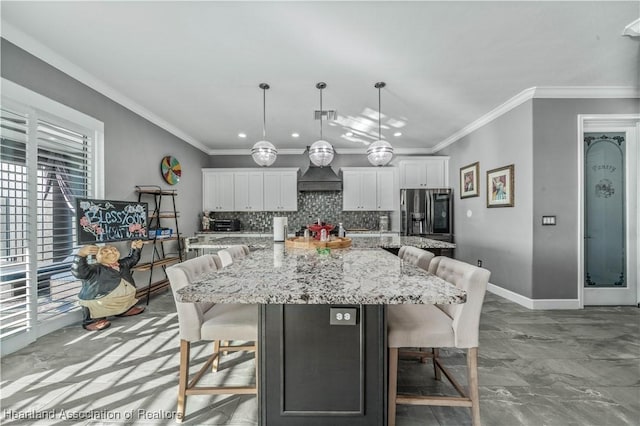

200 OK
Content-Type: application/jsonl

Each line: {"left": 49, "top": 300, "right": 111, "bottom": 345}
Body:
{"left": 430, "top": 87, "right": 536, "bottom": 153}
{"left": 208, "top": 148, "right": 307, "bottom": 156}
{"left": 533, "top": 86, "right": 640, "bottom": 99}
{"left": 334, "top": 147, "right": 433, "bottom": 155}
{"left": 623, "top": 18, "right": 640, "bottom": 37}
{"left": 1, "top": 21, "right": 210, "bottom": 154}
{"left": 209, "top": 147, "right": 433, "bottom": 156}
{"left": 431, "top": 86, "right": 640, "bottom": 153}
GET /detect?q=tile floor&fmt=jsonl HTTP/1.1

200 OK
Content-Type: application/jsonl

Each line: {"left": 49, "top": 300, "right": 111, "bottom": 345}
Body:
{"left": 1, "top": 292, "right": 638, "bottom": 425}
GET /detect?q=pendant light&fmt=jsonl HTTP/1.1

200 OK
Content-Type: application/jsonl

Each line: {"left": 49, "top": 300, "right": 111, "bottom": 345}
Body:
{"left": 367, "top": 81, "right": 394, "bottom": 166}
{"left": 309, "top": 82, "right": 335, "bottom": 167}
{"left": 251, "top": 83, "right": 277, "bottom": 167}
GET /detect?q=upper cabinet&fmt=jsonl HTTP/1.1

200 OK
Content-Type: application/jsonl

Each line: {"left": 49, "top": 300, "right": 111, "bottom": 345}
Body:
{"left": 264, "top": 169, "right": 298, "bottom": 211}
{"left": 202, "top": 170, "right": 235, "bottom": 211}
{"left": 234, "top": 171, "right": 264, "bottom": 211}
{"left": 203, "top": 168, "right": 298, "bottom": 212}
{"left": 342, "top": 169, "right": 377, "bottom": 211}
{"left": 376, "top": 168, "right": 397, "bottom": 211}
{"left": 341, "top": 167, "right": 399, "bottom": 211}
{"left": 398, "top": 157, "right": 449, "bottom": 188}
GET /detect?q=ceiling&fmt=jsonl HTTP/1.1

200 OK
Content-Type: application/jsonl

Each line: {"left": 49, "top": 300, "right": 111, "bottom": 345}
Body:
{"left": 2, "top": 1, "right": 638, "bottom": 155}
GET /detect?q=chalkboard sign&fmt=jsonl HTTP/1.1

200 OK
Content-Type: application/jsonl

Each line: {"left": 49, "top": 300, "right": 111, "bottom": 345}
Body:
{"left": 76, "top": 198, "right": 148, "bottom": 244}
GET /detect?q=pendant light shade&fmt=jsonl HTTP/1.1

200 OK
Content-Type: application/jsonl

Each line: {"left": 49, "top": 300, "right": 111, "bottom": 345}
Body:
{"left": 251, "top": 140, "right": 277, "bottom": 167}
{"left": 367, "top": 81, "right": 394, "bottom": 166}
{"left": 367, "top": 139, "right": 394, "bottom": 166}
{"left": 309, "top": 140, "right": 335, "bottom": 167}
{"left": 309, "top": 82, "right": 335, "bottom": 167}
{"left": 252, "top": 83, "right": 277, "bottom": 167}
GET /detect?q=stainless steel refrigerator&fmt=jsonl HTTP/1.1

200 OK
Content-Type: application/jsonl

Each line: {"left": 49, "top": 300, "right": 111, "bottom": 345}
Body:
{"left": 400, "top": 188, "right": 453, "bottom": 241}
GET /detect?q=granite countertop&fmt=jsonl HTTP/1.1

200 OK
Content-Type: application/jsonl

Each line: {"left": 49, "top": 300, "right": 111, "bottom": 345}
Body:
{"left": 186, "top": 235, "right": 455, "bottom": 250}
{"left": 176, "top": 247, "right": 465, "bottom": 305}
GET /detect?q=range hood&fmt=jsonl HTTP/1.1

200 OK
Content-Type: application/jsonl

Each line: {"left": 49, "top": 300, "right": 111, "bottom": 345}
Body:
{"left": 298, "top": 164, "right": 342, "bottom": 191}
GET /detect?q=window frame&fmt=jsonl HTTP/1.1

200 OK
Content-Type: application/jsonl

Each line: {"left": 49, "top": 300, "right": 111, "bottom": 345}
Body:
{"left": 1, "top": 78, "right": 104, "bottom": 355}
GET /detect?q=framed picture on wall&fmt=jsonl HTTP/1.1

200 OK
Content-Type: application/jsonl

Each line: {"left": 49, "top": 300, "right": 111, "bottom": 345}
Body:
{"left": 487, "top": 164, "right": 515, "bottom": 207}
{"left": 460, "top": 162, "right": 480, "bottom": 199}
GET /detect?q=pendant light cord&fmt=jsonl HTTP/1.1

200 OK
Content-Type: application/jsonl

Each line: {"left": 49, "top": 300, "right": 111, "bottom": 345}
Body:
{"left": 319, "top": 87, "right": 323, "bottom": 140}
{"left": 378, "top": 86, "right": 381, "bottom": 139}
{"left": 262, "top": 86, "right": 267, "bottom": 140}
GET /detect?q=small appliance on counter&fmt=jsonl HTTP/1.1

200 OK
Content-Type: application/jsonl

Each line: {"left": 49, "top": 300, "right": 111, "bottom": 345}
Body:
{"left": 212, "top": 219, "right": 241, "bottom": 232}
{"left": 273, "top": 217, "right": 288, "bottom": 242}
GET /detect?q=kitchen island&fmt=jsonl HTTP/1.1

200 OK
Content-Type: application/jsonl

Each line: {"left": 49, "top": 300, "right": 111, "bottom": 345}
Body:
{"left": 176, "top": 246, "right": 464, "bottom": 425}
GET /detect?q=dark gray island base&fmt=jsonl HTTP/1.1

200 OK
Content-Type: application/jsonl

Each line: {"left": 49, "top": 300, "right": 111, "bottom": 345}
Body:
{"left": 179, "top": 247, "right": 465, "bottom": 425}
{"left": 260, "top": 304, "right": 385, "bottom": 425}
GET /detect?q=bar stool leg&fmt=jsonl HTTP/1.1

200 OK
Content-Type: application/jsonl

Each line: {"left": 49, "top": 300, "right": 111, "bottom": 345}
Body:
{"left": 467, "top": 347, "right": 481, "bottom": 426}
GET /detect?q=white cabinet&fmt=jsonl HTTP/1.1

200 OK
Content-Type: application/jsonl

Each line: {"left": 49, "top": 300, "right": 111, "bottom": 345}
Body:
{"left": 341, "top": 167, "right": 398, "bottom": 211}
{"left": 264, "top": 170, "right": 298, "bottom": 211}
{"left": 342, "top": 169, "right": 377, "bottom": 210}
{"left": 234, "top": 171, "right": 264, "bottom": 211}
{"left": 399, "top": 157, "right": 449, "bottom": 188}
{"left": 202, "top": 170, "right": 235, "bottom": 211}
{"left": 376, "top": 168, "right": 397, "bottom": 210}
{"left": 203, "top": 168, "right": 298, "bottom": 212}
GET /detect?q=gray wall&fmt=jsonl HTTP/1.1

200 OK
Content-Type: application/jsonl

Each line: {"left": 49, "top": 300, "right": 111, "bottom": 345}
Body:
{"left": 440, "top": 102, "right": 534, "bottom": 297}
{"left": 531, "top": 98, "right": 639, "bottom": 299}
{"left": 1, "top": 39, "right": 209, "bottom": 243}
{"left": 441, "top": 97, "right": 639, "bottom": 301}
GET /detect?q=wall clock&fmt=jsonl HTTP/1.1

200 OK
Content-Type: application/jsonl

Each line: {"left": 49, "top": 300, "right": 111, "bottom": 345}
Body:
{"left": 161, "top": 155, "right": 181, "bottom": 185}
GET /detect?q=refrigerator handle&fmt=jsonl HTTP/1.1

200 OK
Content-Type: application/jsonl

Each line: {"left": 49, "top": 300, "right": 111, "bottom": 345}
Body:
{"left": 425, "top": 190, "right": 431, "bottom": 234}
{"left": 430, "top": 191, "right": 435, "bottom": 234}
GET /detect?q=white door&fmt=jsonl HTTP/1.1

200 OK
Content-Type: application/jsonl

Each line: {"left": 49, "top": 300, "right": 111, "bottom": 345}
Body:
{"left": 424, "top": 159, "right": 447, "bottom": 188}
{"left": 400, "top": 162, "right": 427, "bottom": 188}
{"left": 376, "top": 169, "right": 396, "bottom": 211}
{"left": 582, "top": 118, "right": 638, "bottom": 305}
{"left": 342, "top": 171, "right": 363, "bottom": 210}
{"left": 279, "top": 171, "right": 298, "bottom": 211}
{"left": 360, "top": 170, "right": 378, "bottom": 210}
{"left": 263, "top": 172, "right": 281, "bottom": 211}
{"left": 234, "top": 172, "right": 251, "bottom": 211}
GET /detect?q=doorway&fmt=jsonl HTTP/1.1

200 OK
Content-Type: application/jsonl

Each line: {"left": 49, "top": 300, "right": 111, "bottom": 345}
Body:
{"left": 579, "top": 115, "right": 639, "bottom": 306}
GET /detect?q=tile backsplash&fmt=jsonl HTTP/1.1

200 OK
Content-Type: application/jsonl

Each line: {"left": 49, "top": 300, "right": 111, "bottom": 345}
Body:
{"left": 208, "top": 191, "right": 390, "bottom": 233}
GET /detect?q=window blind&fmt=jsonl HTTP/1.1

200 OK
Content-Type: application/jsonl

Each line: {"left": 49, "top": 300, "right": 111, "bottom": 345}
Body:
{"left": 0, "top": 107, "right": 95, "bottom": 339}
{"left": 0, "top": 108, "right": 30, "bottom": 338}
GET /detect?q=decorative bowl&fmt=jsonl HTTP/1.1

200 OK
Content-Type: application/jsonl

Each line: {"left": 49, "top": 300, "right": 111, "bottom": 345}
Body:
{"left": 307, "top": 224, "right": 335, "bottom": 240}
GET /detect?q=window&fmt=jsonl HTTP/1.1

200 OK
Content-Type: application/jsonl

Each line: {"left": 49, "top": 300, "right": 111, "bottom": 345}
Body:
{"left": 0, "top": 80, "right": 103, "bottom": 353}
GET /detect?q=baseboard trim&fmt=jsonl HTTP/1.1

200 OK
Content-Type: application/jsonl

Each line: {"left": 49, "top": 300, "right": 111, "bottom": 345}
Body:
{"left": 487, "top": 283, "right": 580, "bottom": 310}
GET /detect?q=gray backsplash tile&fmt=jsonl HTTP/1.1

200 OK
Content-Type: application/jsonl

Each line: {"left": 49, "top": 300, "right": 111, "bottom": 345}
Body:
{"left": 208, "top": 191, "right": 390, "bottom": 233}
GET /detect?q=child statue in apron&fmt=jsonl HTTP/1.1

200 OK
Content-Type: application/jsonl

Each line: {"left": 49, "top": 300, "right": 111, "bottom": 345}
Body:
{"left": 72, "top": 240, "right": 145, "bottom": 331}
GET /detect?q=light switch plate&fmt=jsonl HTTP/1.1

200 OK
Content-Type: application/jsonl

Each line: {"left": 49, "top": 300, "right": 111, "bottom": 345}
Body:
{"left": 542, "top": 216, "right": 556, "bottom": 225}
{"left": 330, "top": 307, "right": 358, "bottom": 325}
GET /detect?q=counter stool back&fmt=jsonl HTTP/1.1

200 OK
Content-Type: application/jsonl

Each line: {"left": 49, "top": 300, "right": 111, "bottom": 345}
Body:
{"left": 387, "top": 256, "right": 490, "bottom": 426}
{"left": 398, "top": 246, "right": 435, "bottom": 271}
{"left": 167, "top": 253, "right": 258, "bottom": 423}
{"left": 217, "top": 244, "right": 250, "bottom": 267}
{"left": 394, "top": 246, "right": 436, "bottom": 365}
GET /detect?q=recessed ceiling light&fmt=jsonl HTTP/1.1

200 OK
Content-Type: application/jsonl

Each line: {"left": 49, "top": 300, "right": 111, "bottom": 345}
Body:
{"left": 238, "top": 133, "right": 247, "bottom": 138}
{"left": 291, "top": 133, "right": 300, "bottom": 138}
{"left": 394, "top": 132, "right": 402, "bottom": 137}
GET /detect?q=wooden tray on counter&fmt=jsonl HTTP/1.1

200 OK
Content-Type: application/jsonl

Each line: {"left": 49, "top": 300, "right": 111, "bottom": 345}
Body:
{"left": 285, "top": 236, "right": 352, "bottom": 249}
